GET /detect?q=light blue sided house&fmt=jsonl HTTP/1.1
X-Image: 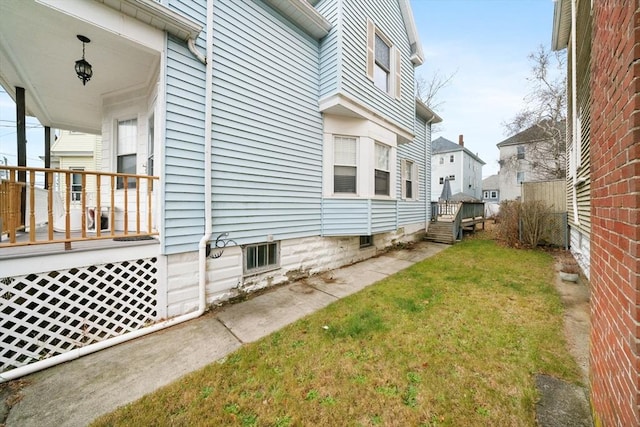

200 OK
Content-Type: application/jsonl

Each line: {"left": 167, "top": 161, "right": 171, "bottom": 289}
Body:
{"left": 0, "top": 0, "right": 440, "bottom": 380}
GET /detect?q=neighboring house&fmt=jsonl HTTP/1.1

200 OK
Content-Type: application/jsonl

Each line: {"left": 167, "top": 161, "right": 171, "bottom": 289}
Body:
{"left": 0, "top": 0, "right": 441, "bottom": 379}
{"left": 553, "top": 1, "right": 640, "bottom": 425}
{"left": 481, "top": 174, "right": 500, "bottom": 203}
{"left": 431, "top": 135, "right": 485, "bottom": 201}
{"left": 496, "top": 121, "right": 566, "bottom": 200}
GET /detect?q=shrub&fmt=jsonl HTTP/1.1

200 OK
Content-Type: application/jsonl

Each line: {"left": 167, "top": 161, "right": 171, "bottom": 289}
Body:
{"left": 496, "top": 200, "right": 554, "bottom": 248}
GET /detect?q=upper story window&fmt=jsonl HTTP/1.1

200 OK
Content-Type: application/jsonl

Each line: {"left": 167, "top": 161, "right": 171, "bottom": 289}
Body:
{"left": 439, "top": 157, "right": 444, "bottom": 165}
{"left": 374, "top": 143, "right": 390, "bottom": 196}
{"left": 334, "top": 136, "right": 357, "bottom": 194}
{"left": 117, "top": 118, "right": 137, "bottom": 189}
{"left": 367, "top": 20, "right": 401, "bottom": 99}
{"left": 517, "top": 146, "right": 525, "bottom": 159}
{"left": 374, "top": 35, "right": 390, "bottom": 92}
{"left": 483, "top": 191, "right": 489, "bottom": 199}
{"left": 449, "top": 154, "right": 454, "bottom": 163}
{"left": 490, "top": 190, "right": 498, "bottom": 199}
{"left": 439, "top": 177, "right": 444, "bottom": 185}
{"left": 517, "top": 171, "right": 525, "bottom": 184}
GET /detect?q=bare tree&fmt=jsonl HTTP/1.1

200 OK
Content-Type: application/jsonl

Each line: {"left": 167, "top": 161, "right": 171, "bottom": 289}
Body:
{"left": 416, "top": 69, "right": 456, "bottom": 112}
{"left": 501, "top": 45, "right": 567, "bottom": 180}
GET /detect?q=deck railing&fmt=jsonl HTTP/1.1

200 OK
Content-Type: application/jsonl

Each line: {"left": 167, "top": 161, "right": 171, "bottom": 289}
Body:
{"left": 0, "top": 166, "right": 158, "bottom": 248}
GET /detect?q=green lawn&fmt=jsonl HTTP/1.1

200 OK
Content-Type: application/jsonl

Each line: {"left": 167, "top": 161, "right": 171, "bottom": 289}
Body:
{"left": 93, "top": 234, "right": 580, "bottom": 427}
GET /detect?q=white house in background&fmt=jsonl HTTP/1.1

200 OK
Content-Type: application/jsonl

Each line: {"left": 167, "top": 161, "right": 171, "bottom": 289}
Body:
{"left": 431, "top": 135, "right": 485, "bottom": 201}
{"left": 496, "top": 121, "right": 566, "bottom": 200}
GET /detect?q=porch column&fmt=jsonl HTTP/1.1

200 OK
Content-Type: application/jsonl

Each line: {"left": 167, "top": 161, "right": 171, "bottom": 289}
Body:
{"left": 16, "top": 86, "right": 26, "bottom": 226}
{"left": 44, "top": 126, "right": 51, "bottom": 189}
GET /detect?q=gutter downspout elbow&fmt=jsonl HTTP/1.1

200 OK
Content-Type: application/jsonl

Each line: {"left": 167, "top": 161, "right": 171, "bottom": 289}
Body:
{"left": 188, "top": 38, "right": 207, "bottom": 65}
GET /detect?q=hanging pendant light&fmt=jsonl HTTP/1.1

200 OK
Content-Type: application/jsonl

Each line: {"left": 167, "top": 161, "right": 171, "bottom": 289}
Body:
{"left": 75, "top": 35, "right": 93, "bottom": 86}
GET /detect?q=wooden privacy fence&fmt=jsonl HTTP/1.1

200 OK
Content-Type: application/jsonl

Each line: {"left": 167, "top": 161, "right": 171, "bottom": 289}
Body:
{"left": 522, "top": 179, "right": 567, "bottom": 212}
{"left": 0, "top": 166, "right": 158, "bottom": 247}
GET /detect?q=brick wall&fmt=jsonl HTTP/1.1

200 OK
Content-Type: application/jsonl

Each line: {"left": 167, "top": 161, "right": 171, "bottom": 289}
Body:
{"left": 590, "top": 1, "right": 640, "bottom": 425}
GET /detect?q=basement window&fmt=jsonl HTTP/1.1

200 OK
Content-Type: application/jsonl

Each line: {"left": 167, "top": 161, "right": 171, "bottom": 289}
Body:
{"left": 245, "top": 242, "right": 279, "bottom": 274}
{"left": 360, "top": 235, "right": 373, "bottom": 248}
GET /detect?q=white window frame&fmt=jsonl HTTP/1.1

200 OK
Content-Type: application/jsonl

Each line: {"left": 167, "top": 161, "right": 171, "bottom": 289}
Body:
{"left": 333, "top": 136, "right": 358, "bottom": 195}
{"left": 449, "top": 154, "right": 454, "bottom": 163}
{"left": 367, "top": 19, "right": 401, "bottom": 99}
{"left": 517, "top": 146, "right": 525, "bottom": 160}
{"left": 244, "top": 242, "right": 280, "bottom": 274}
{"left": 483, "top": 191, "right": 489, "bottom": 199}
{"left": 70, "top": 168, "right": 84, "bottom": 202}
{"left": 117, "top": 118, "right": 138, "bottom": 189}
{"left": 490, "top": 190, "right": 498, "bottom": 199}
{"left": 374, "top": 143, "right": 391, "bottom": 196}
{"left": 401, "top": 159, "right": 419, "bottom": 200}
{"left": 517, "top": 171, "right": 525, "bottom": 185}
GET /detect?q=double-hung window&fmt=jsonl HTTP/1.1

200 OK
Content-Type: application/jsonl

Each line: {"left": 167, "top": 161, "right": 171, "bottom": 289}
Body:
{"left": 401, "top": 160, "right": 417, "bottom": 200}
{"left": 517, "top": 146, "right": 525, "bottom": 159}
{"left": 367, "top": 20, "right": 401, "bottom": 98}
{"left": 374, "top": 34, "right": 391, "bottom": 92}
{"left": 117, "top": 118, "right": 137, "bottom": 189}
{"left": 334, "top": 136, "right": 357, "bottom": 194}
{"left": 374, "top": 143, "right": 390, "bottom": 196}
{"left": 517, "top": 171, "right": 525, "bottom": 184}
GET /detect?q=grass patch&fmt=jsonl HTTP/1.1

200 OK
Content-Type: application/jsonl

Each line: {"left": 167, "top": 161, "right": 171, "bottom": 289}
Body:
{"left": 92, "top": 235, "right": 579, "bottom": 426}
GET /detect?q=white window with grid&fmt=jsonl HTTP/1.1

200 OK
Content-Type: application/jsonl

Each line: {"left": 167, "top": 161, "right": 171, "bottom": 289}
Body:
{"left": 401, "top": 159, "right": 419, "bottom": 200}
{"left": 117, "top": 118, "right": 137, "bottom": 189}
{"left": 374, "top": 143, "right": 390, "bottom": 196}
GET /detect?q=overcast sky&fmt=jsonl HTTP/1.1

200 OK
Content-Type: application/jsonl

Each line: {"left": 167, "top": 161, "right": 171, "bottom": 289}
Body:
{"left": 0, "top": 0, "right": 557, "bottom": 177}
{"left": 411, "top": 0, "right": 557, "bottom": 177}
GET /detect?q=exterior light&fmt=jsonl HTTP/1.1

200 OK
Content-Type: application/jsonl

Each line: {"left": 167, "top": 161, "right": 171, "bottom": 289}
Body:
{"left": 75, "top": 35, "right": 93, "bottom": 86}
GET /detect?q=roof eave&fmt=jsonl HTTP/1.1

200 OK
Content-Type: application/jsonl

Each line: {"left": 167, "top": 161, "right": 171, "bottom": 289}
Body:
{"left": 263, "top": 0, "right": 332, "bottom": 40}
{"left": 399, "top": 0, "right": 424, "bottom": 65}
{"left": 551, "top": 0, "right": 571, "bottom": 51}
{"left": 416, "top": 99, "right": 442, "bottom": 123}
{"left": 94, "top": 0, "right": 203, "bottom": 41}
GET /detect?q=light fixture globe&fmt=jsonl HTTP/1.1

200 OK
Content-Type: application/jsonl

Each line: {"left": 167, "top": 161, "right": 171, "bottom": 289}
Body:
{"left": 75, "top": 35, "right": 93, "bottom": 86}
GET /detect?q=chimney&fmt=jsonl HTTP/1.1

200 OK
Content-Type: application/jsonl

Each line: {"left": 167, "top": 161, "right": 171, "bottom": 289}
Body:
{"left": 458, "top": 134, "right": 464, "bottom": 147}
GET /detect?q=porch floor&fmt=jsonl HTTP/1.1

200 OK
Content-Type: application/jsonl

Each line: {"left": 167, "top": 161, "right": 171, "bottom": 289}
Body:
{"left": 0, "top": 228, "right": 159, "bottom": 260}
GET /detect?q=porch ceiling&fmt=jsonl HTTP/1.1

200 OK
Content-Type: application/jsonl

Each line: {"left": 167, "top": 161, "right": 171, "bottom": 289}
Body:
{"left": 0, "top": 0, "right": 162, "bottom": 134}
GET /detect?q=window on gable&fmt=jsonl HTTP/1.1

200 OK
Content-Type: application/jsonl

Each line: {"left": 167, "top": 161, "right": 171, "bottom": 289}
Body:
{"left": 439, "top": 157, "right": 444, "bottom": 165}
{"left": 334, "top": 136, "right": 357, "bottom": 194}
{"left": 449, "top": 155, "right": 454, "bottom": 163}
{"left": 367, "top": 20, "right": 401, "bottom": 99}
{"left": 374, "top": 143, "right": 390, "bottom": 196}
{"left": 245, "top": 242, "right": 279, "bottom": 273}
{"left": 374, "top": 35, "right": 390, "bottom": 92}
{"left": 517, "top": 146, "right": 525, "bottom": 159}
{"left": 483, "top": 191, "right": 489, "bottom": 199}
{"left": 490, "top": 190, "right": 498, "bottom": 199}
{"left": 401, "top": 159, "right": 418, "bottom": 200}
{"left": 117, "top": 118, "right": 137, "bottom": 189}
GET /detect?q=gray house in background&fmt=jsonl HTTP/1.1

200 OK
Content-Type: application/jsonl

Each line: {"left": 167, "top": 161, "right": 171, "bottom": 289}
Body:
{"left": 482, "top": 174, "right": 500, "bottom": 203}
{"left": 431, "top": 135, "right": 485, "bottom": 201}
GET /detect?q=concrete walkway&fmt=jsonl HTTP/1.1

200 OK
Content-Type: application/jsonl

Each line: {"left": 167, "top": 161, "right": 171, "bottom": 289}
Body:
{"left": 2, "top": 241, "right": 448, "bottom": 427}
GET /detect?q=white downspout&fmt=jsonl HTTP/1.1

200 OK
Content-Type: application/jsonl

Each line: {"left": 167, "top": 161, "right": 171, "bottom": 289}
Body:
{"left": 425, "top": 116, "right": 435, "bottom": 228}
{"left": 0, "top": 0, "right": 215, "bottom": 383}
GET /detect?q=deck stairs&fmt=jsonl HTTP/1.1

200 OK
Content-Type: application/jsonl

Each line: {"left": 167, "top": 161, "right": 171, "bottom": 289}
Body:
{"left": 425, "top": 220, "right": 456, "bottom": 244}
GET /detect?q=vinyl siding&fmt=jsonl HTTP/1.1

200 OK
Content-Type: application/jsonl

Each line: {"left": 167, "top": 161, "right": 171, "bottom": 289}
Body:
{"left": 317, "top": 0, "right": 340, "bottom": 99}
{"left": 340, "top": 0, "right": 415, "bottom": 131}
{"left": 567, "top": 0, "right": 591, "bottom": 237}
{"left": 321, "top": 198, "right": 370, "bottom": 235}
{"left": 163, "top": 5, "right": 207, "bottom": 257}
{"left": 371, "top": 199, "right": 398, "bottom": 233}
{"left": 211, "top": 0, "right": 323, "bottom": 245}
{"left": 397, "top": 113, "right": 427, "bottom": 226}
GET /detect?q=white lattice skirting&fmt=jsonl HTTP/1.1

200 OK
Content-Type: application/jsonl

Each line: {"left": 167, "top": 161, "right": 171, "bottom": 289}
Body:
{"left": 1, "top": 258, "right": 158, "bottom": 373}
